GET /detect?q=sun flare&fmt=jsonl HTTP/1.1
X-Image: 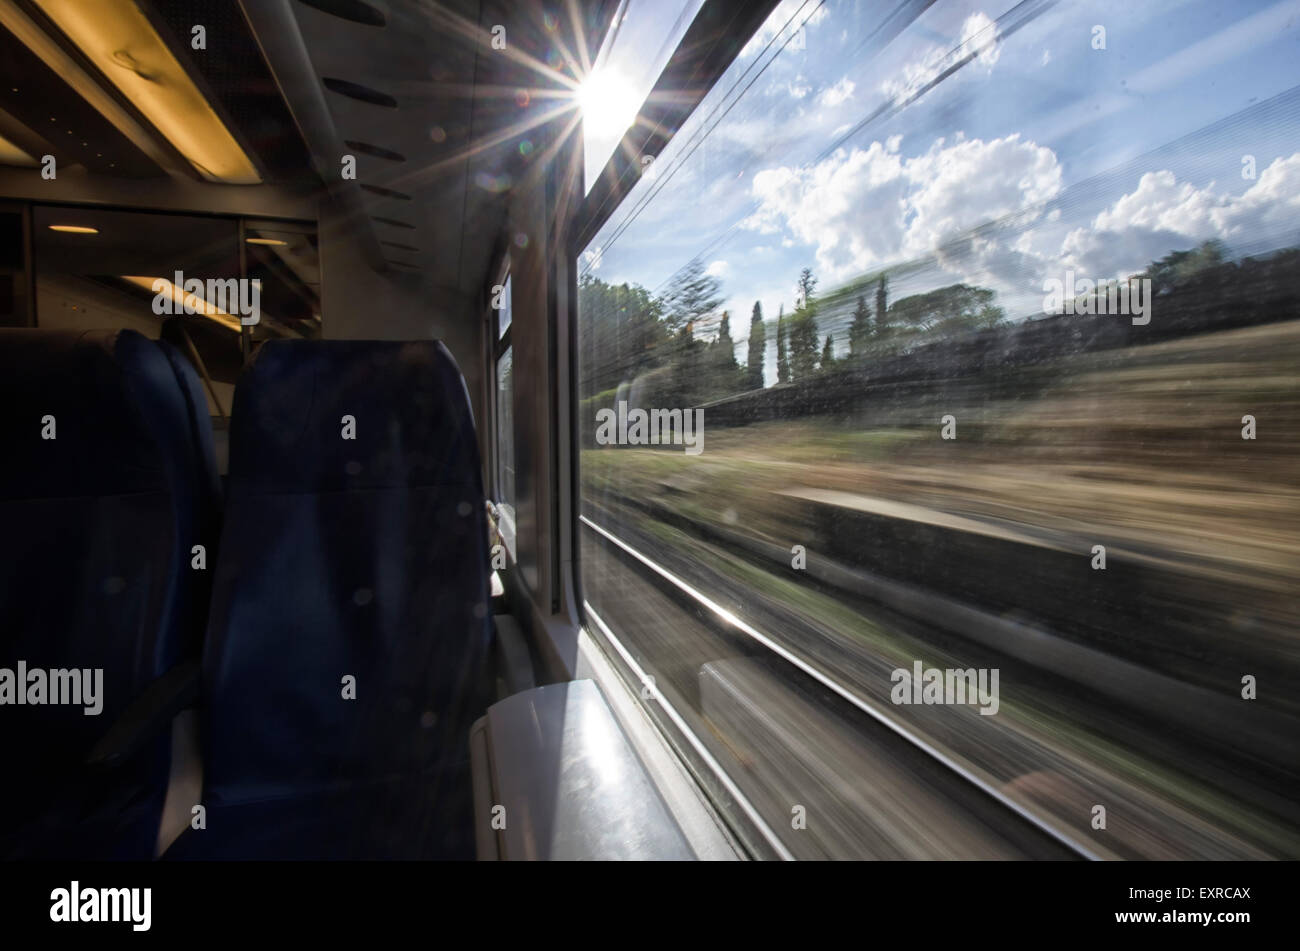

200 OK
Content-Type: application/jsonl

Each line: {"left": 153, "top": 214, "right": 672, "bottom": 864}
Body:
{"left": 576, "top": 66, "right": 639, "bottom": 141}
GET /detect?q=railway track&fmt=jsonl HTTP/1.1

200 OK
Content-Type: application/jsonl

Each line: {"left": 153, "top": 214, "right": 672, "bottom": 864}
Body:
{"left": 578, "top": 497, "right": 1299, "bottom": 859}
{"left": 580, "top": 510, "right": 1091, "bottom": 859}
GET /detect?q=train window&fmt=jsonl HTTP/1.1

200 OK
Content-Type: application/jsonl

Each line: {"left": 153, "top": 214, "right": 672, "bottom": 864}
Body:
{"left": 494, "top": 272, "right": 516, "bottom": 557}
{"left": 577, "top": 0, "right": 1300, "bottom": 858}
{"left": 496, "top": 272, "right": 513, "bottom": 340}
{"left": 33, "top": 206, "right": 242, "bottom": 418}
{"left": 243, "top": 222, "right": 321, "bottom": 341}
{"left": 31, "top": 207, "right": 319, "bottom": 419}
{"left": 0, "top": 207, "right": 25, "bottom": 326}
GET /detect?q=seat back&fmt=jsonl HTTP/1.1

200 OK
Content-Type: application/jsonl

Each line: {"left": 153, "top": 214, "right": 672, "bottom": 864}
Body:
{"left": 0, "top": 328, "right": 220, "bottom": 858}
{"left": 199, "top": 339, "right": 492, "bottom": 853}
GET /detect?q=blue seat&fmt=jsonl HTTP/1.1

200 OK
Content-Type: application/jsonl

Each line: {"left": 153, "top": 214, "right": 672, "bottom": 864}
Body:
{"left": 0, "top": 329, "right": 220, "bottom": 859}
{"left": 166, "top": 339, "right": 493, "bottom": 859}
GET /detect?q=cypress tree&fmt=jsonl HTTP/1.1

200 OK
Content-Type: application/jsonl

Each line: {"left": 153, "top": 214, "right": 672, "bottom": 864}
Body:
{"left": 776, "top": 304, "right": 790, "bottom": 383}
{"left": 745, "top": 301, "right": 766, "bottom": 389}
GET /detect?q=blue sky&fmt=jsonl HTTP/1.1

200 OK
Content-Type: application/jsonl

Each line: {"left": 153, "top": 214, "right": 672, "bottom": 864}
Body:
{"left": 581, "top": 0, "right": 1300, "bottom": 386}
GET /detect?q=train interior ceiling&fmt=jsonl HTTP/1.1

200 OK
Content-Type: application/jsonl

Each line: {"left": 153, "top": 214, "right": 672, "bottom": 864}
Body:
{"left": 2, "top": 0, "right": 1299, "bottom": 862}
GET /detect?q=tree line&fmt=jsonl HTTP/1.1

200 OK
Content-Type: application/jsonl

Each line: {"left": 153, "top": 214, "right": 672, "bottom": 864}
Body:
{"left": 577, "top": 238, "right": 1272, "bottom": 422}
{"left": 578, "top": 259, "right": 1006, "bottom": 407}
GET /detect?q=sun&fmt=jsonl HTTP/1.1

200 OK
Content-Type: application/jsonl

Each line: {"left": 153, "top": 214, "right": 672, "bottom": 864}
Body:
{"left": 576, "top": 65, "right": 640, "bottom": 141}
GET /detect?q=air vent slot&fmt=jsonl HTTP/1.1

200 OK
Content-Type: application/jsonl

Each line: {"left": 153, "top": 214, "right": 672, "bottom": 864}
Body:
{"left": 322, "top": 77, "right": 397, "bottom": 108}
{"left": 344, "top": 140, "right": 406, "bottom": 162}
{"left": 360, "top": 183, "right": 411, "bottom": 200}
{"left": 296, "top": 0, "right": 387, "bottom": 27}
{"left": 372, "top": 216, "right": 415, "bottom": 229}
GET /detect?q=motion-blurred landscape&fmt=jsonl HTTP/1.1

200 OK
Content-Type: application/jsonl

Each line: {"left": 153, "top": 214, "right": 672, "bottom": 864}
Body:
{"left": 579, "top": 242, "right": 1300, "bottom": 859}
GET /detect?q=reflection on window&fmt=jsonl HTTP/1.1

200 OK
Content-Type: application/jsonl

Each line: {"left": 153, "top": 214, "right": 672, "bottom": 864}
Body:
{"left": 497, "top": 274, "right": 513, "bottom": 339}
{"left": 244, "top": 224, "right": 321, "bottom": 341}
{"left": 496, "top": 343, "right": 516, "bottom": 556}
{"left": 31, "top": 207, "right": 321, "bottom": 422}
{"left": 33, "top": 207, "right": 243, "bottom": 419}
{"left": 494, "top": 271, "right": 516, "bottom": 559}
{"left": 0, "top": 211, "right": 27, "bottom": 327}
{"left": 578, "top": 0, "right": 1300, "bottom": 859}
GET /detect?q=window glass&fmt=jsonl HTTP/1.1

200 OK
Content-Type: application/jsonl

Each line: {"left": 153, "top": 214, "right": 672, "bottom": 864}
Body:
{"left": 0, "top": 210, "right": 26, "bottom": 326}
{"left": 578, "top": 0, "right": 1300, "bottom": 859}
{"left": 244, "top": 224, "right": 321, "bottom": 340}
{"left": 579, "top": 0, "right": 706, "bottom": 193}
{"left": 33, "top": 206, "right": 243, "bottom": 418}
{"left": 32, "top": 207, "right": 321, "bottom": 420}
{"left": 497, "top": 273, "right": 513, "bottom": 339}
{"left": 493, "top": 271, "right": 516, "bottom": 557}
{"left": 496, "top": 343, "right": 516, "bottom": 534}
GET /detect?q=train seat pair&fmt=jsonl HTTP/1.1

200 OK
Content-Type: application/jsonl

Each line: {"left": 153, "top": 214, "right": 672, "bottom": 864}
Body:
{"left": 0, "top": 329, "right": 493, "bottom": 860}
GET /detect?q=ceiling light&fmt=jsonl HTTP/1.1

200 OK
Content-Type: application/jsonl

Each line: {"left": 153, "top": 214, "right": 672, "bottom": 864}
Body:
{"left": 48, "top": 224, "right": 99, "bottom": 234}
{"left": 246, "top": 238, "right": 288, "bottom": 246}
{"left": 29, "top": 0, "right": 262, "bottom": 185}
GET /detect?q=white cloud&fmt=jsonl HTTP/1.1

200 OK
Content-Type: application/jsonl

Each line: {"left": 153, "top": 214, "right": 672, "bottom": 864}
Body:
{"left": 705, "top": 259, "right": 731, "bottom": 279}
{"left": 740, "top": 139, "right": 1300, "bottom": 314}
{"left": 1039, "top": 49, "right": 1051, "bottom": 67}
{"left": 1062, "top": 153, "right": 1300, "bottom": 278}
{"left": 880, "top": 11, "right": 1003, "bottom": 102}
{"left": 880, "top": 50, "right": 943, "bottom": 103}
{"left": 962, "top": 11, "right": 1002, "bottom": 69}
{"left": 1095, "top": 170, "right": 1223, "bottom": 233}
{"left": 746, "top": 142, "right": 909, "bottom": 280}
{"left": 816, "top": 77, "right": 855, "bottom": 108}
{"left": 904, "top": 134, "right": 1060, "bottom": 253}
{"left": 744, "top": 133, "right": 1062, "bottom": 283}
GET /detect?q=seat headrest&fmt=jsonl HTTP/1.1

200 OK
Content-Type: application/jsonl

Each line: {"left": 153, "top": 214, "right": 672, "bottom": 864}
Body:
{"left": 227, "top": 339, "right": 479, "bottom": 494}
{"left": 0, "top": 329, "right": 183, "bottom": 498}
